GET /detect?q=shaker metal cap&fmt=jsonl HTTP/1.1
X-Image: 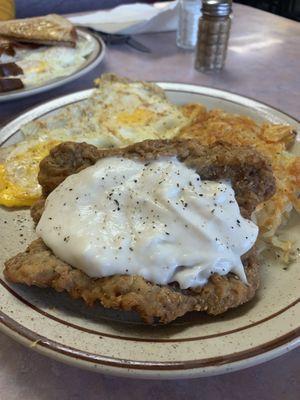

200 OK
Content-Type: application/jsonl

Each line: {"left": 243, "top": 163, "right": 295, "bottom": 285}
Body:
{"left": 202, "top": 0, "right": 232, "bottom": 16}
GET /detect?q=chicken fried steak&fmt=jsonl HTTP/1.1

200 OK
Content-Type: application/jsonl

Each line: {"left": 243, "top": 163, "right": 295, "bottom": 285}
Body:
{"left": 4, "top": 139, "right": 276, "bottom": 324}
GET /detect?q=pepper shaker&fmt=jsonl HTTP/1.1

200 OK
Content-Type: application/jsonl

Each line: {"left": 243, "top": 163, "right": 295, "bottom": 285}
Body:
{"left": 195, "top": 0, "right": 232, "bottom": 71}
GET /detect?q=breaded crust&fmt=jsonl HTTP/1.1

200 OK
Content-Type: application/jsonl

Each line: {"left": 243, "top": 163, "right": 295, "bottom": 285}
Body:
{"left": 4, "top": 239, "right": 259, "bottom": 324}
{"left": 33, "top": 139, "right": 275, "bottom": 222}
{"left": 5, "top": 139, "right": 276, "bottom": 324}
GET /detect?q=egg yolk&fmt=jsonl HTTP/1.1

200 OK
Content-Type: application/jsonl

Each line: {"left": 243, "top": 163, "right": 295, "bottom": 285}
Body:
{"left": 0, "top": 140, "right": 60, "bottom": 208}
{"left": 0, "top": 164, "right": 38, "bottom": 207}
{"left": 26, "top": 60, "right": 48, "bottom": 74}
{"left": 117, "top": 108, "right": 156, "bottom": 125}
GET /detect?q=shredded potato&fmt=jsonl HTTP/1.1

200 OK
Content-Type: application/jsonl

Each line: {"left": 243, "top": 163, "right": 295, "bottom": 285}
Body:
{"left": 178, "top": 104, "right": 299, "bottom": 261}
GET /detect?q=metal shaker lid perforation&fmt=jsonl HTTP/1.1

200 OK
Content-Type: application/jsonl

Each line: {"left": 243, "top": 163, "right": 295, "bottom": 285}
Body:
{"left": 202, "top": 0, "right": 232, "bottom": 16}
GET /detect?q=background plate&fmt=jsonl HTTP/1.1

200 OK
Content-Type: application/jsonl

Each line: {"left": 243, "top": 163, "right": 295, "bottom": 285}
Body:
{"left": 0, "top": 29, "right": 105, "bottom": 102}
{"left": 0, "top": 83, "right": 299, "bottom": 379}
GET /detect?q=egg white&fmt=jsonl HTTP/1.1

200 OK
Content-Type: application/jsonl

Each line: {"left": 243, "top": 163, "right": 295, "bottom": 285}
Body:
{"left": 0, "top": 75, "right": 191, "bottom": 207}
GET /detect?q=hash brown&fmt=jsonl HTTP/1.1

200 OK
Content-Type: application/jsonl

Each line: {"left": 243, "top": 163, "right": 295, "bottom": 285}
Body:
{"left": 178, "top": 104, "right": 299, "bottom": 260}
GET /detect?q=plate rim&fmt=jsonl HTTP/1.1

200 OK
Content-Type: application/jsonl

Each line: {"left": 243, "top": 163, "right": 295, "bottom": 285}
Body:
{"left": 0, "top": 29, "right": 106, "bottom": 102}
{"left": 0, "top": 82, "right": 299, "bottom": 378}
{"left": 1, "top": 310, "right": 299, "bottom": 379}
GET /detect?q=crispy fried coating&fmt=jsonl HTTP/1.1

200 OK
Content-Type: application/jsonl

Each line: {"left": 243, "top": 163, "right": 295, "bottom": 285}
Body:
{"left": 4, "top": 239, "right": 259, "bottom": 324}
{"left": 37, "top": 139, "right": 275, "bottom": 219}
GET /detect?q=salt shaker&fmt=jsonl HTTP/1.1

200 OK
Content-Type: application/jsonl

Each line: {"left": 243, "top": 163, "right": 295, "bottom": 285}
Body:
{"left": 176, "top": 0, "right": 202, "bottom": 50}
{"left": 195, "top": 0, "right": 232, "bottom": 71}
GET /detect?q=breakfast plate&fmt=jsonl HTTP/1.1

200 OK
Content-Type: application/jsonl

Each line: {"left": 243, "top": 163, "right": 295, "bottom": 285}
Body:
{"left": 0, "top": 29, "right": 105, "bottom": 102}
{"left": 0, "top": 83, "right": 299, "bottom": 379}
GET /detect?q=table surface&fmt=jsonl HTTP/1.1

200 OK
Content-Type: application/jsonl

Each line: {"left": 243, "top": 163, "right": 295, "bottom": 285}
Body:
{"left": 0, "top": 4, "right": 299, "bottom": 400}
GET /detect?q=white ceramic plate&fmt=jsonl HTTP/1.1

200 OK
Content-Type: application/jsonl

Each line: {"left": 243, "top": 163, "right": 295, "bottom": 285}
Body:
{"left": 0, "top": 84, "right": 299, "bottom": 379}
{"left": 0, "top": 29, "right": 105, "bottom": 102}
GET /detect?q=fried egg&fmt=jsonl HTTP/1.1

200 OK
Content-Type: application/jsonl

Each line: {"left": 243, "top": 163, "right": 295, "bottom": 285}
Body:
{"left": 1, "top": 37, "right": 95, "bottom": 87}
{"left": 90, "top": 74, "right": 189, "bottom": 145}
{"left": 0, "top": 75, "right": 191, "bottom": 207}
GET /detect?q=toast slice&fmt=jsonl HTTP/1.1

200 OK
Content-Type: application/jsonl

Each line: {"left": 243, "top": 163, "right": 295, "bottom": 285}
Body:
{"left": 0, "top": 14, "right": 77, "bottom": 47}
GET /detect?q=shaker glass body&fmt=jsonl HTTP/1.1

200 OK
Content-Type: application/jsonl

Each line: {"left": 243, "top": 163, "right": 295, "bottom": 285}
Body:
{"left": 176, "top": 0, "right": 202, "bottom": 50}
{"left": 195, "top": 14, "right": 231, "bottom": 71}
